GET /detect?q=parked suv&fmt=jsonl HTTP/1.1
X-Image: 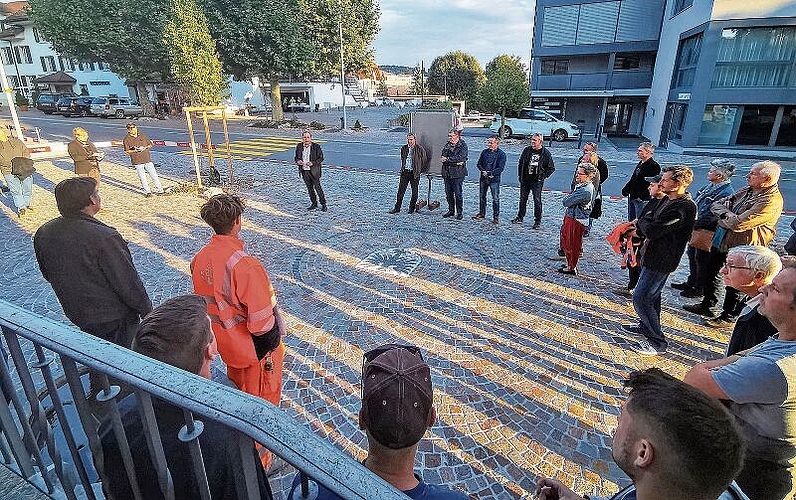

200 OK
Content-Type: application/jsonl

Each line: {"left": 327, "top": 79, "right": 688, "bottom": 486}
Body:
{"left": 91, "top": 96, "right": 143, "bottom": 118}
{"left": 56, "top": 96, "right": 96, "bottom": 117}
{"left": 490, "top": 107, "right": 581, "bottom": 141}
{"left": 36, "top": 92, "right": 76, "bottom": 114}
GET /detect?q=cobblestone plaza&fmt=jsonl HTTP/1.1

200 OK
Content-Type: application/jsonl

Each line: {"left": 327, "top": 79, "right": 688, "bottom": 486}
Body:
{"left": 1, "top": 149, "right": 792, "bottom": 499}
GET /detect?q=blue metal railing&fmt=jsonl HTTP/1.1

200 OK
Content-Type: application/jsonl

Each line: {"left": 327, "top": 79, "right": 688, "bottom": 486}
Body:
{"left": 0, "top": 300, "right": 405, "bottom": 500}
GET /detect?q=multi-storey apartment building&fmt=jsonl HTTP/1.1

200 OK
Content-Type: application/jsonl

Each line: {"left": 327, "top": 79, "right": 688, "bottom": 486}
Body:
{"left": 530, "top": 0, "right": 796, "bottom": 151}
{"left": 0, "top": 2, "right": 130, "bottom": 99}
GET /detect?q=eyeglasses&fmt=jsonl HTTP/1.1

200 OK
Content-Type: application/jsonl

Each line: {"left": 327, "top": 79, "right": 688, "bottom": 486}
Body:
{"left": 361, "top": 344, "right": 423, "bottom": 398}
{"left": 723, "top": 263, "right": 752, "bottom": 271}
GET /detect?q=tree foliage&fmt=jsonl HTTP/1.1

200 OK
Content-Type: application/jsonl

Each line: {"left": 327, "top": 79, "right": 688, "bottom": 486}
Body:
{"left": 427, "top": 51, "right": 485, "bottom": 102}
{"left": 303, "top": 0, "right": 381, "bottom": 77}
{"left": 163, "top": 0, "right": 227, "bottom": 106}
{"left": 28, "top": 0, "right": 171, "bottom": 82}
{"left": 201, "top": 0, "right": 313, "bottom": 120}
{"left": 480, "top": 55, "right": 528, "bottom": 117}
{"left": 409, "top": 64, "right": 428, "bottom": 95}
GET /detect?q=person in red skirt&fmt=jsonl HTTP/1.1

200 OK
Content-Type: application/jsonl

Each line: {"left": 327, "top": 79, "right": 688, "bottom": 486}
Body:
{"left": 558, "top": 163, "right": 597, "bottom": 275}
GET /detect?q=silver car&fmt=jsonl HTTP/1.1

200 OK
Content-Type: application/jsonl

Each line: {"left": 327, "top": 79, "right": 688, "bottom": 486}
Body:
{"left": 90, "top": 96, "right": 143, "bottom": 118}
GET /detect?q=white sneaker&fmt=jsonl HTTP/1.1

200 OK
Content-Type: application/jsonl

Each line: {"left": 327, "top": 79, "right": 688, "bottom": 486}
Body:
{"left": 633, "top": 340, "right": 666, "bottom": 356}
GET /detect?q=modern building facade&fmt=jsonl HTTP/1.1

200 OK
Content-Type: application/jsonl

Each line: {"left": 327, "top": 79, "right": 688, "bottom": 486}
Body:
{"left": 647, "top": 1, "right": 796, "bottom": 150}
{"left": 530, "top": 0, "right": 796, "bottom": 151}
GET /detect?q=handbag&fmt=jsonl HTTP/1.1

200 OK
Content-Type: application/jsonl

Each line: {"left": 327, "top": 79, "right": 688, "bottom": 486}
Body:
{"left": 689, "top": 228, "right": 715, "bottom": 252}
{"left": 11, "top": 157, "right": 35, "bottom": 180}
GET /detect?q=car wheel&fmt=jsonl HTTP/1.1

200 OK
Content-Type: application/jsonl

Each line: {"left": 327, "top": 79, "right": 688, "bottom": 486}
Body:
{"left": 43, "top": 111, "right": 53, "bottom": 115}
{"left": 115, "top": 109, "right": 124, "bottom": 118}
{"left": 498, "top": 125, "right": 512, "bottom": 139}
{"left": 62, "top": 113, "right": 71, "bottom": 118}
{"left": 553, "top": 129, "right": 567, "bottom": 142}
{"left": 80, "top": 110, "right": 88, "bottom": 117}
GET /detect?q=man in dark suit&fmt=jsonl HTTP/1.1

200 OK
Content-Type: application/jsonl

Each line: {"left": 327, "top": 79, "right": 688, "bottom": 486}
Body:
{"left": 720, "top": 245, "right": 781, "bottom": 356}
{"left": 621, "top": 142, "right": 660, "bottom": 220}
{"left": 389, "top": 133, "right": 429, "bottom": 214}
{"left": 294, "top": 130, "right": 326, "bottom": 211}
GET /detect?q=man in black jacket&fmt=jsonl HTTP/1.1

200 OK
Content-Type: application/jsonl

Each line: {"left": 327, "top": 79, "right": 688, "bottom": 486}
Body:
{"left": 623, "top": 166, "right": 696, "bottom": 356}
{"left": 34, "top": 177, "right": 152, "bottom": 394}
{"left": 622, "top": 142, "right": 660, "bottom": 220}
{"left": 512, "top": 133, "right": 555, "bottom": 229}
{"left": 389, "top": 133, "right": 429, "bottom": 214}
{"left": 294, "top": 130, "right": 326, "bottom": 211}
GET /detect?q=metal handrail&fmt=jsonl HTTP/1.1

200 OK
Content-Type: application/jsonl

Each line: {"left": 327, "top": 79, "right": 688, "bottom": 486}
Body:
{"left": 0, "top": 299, "right": 405, "bottom": 499}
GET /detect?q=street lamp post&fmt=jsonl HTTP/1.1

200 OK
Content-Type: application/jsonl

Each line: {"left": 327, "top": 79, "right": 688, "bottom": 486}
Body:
{"left": 339, "top": 18, "right": 347, "bottom": 130}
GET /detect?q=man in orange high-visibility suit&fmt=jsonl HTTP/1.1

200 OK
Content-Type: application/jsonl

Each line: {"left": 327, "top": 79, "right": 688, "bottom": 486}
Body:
{"left": 191, "top": 193, "right": 285, "bottom": 468}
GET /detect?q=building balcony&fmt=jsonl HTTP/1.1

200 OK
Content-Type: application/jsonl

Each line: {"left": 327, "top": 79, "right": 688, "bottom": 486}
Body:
{"left": 536, "top": 70, "right": 652, "bottom": 91}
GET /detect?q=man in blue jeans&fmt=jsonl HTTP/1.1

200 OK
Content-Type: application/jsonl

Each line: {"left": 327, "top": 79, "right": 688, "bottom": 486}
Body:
{"left": 472, "top": 135, "right": 505, "bottom": 224}
{"left": 623, "top": 166, "right": 696, "bottom": 355}
{"left": 440, "top": 129, "right": 468, "bottom": 220}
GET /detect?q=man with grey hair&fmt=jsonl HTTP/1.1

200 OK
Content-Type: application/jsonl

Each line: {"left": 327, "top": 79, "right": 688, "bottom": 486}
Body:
{"left": 685, "top": 160, "right": 783, "bottom": 328}
{"left": 621, "top": 142, "right": 660, "bottom": 220}
{"left": 623, "top": 165, "right": 696, "bottom": 355}
{"left": 720, "top": 245, "right": 781, "bottom": 356}
{"left": 685, "top": 257, "right": 796, "bottom": 500}
{"left": 674, "top": 159, "right": 736, "bottom": 301}
{"left": 513, "top": 133, "right": 555, "bottom": 229}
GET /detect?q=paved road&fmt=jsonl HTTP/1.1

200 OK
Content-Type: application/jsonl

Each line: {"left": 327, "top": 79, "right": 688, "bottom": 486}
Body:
{"left": 0, "top": 140, "right": 793, "bottom": 498}
{"left": 11, "top": 110, "right": 796, "bottom": 212}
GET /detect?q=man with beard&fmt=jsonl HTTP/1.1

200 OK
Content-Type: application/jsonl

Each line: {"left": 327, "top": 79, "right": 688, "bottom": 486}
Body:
{"left": 536, "top": 368, "right": 745, "bottom": 500}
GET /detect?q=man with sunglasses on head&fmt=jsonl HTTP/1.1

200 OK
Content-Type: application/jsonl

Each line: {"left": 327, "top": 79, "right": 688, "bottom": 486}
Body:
{"left": 289, "top": 344, "right": 468, "bottom": 499}
{"left": 123, "top": 122, "right": 165, "bottom": 198}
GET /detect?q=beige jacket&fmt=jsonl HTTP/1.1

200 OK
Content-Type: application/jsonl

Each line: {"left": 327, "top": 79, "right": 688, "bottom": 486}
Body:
{"left": 0, "top": 137, "right": 29, "bottom": 176}
{"left": 711, "top": 184, "right": 783, "bottom": 252}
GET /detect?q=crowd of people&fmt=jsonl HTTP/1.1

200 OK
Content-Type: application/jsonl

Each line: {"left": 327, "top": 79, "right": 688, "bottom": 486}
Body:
{"left": 7, "top": 125, "right": 796, "bottom": 500}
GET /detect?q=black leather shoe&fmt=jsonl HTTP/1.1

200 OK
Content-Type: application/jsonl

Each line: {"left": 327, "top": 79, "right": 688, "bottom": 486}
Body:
{"left": 531, "top": 222, "right": 541, "bottom": 230}
{"left": 511, "top": 217, "right": 522, "bottom": 224}
{"left": 683, "top": 303, "right": 715, "bottom": 317}
{"left": 455, "top": 213, "right": 463, "bottom": 220}
{"left": 442, "top": 211, "right": 454, "bottom": 218}
{"left": 388, "top": 208, "right": 400, "bottom": 214}
{"left": 557, "top": 266, "right": 577, "bottom": 275}
{"left": 493, "top": 217, "right": 499, "bottom": 224}
{"left": 321, "top": 205, "right": 328, "bottom": 212}
{"left": 306, "top": 204, "right": 318, "bottom": 211}
{"left": 671, "top": 282, "right": 690, "bottom": 291}
{"left": 680, "top": 287, "right": 703, "bottom": 298}
{"left": 408, "top": 209, "right": 415, "bottom": 214}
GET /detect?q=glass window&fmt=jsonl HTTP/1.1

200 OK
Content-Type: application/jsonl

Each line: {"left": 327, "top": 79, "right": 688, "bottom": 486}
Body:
{"left": 541, "top": 59, "right": 569, "bottom": 75}
{"left": 673, "top": 33, "right": 702, "bottom": 88}
{"left": 1, "top": 47, "right": 12, "bottom": 65}
{"left": 33, "top": 27, "right": 41, "bottom": 43}
{"left": 14, "top": 46, "right": 32, "bottom": 64}
{"left": 614, "top": 55, "right": 640, "bottom": 70}
{"left": 776, "top": 107, "right": 796, "bottom": 147}
{"left": 672, "top": 0, "right": 693, "bottom": 16}
{"left": 698, "top": 105, "right": 740, "bottom": 145}
{"left": 667, "top": 104, "right": 688, "bottom": 140}
{"left": 712, "top": 27, "right": 796, "bottom": 88}
{"left": 736, "top": 105, "right": 779, "bottom": 145}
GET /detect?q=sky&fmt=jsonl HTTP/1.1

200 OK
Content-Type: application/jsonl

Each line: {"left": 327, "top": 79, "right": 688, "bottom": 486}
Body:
{"left": 373, "top": 0, "right": 536, "bottom": 69}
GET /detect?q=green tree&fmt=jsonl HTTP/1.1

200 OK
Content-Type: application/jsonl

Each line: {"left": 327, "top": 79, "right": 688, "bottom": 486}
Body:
{"left": 409, "top": 64, "right": 428, "bottom": 95}
{"left": 201, "top": 0, "right": 313, "bottom": 121}
{"left": 480, "top": 55, "right": 528, "bottom": 135}
{"left": 163, "top": 0, "right": 227, "bottom": 106}
{"left": 427, "top": 51, "right": 485, "bottom": 102}
{"left": 303, "top": 0, "right": 381, "bottom": 77}
{"left": 28, "top": 0, "right": 171, "bottom": 113}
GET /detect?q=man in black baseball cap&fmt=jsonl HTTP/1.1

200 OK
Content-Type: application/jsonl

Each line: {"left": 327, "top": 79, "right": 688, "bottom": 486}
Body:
{"left": 289, "top": 344, "right": 468, "bottom": 499}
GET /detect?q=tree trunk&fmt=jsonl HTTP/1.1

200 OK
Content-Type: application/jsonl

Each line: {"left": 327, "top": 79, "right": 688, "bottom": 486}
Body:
{"left": 270, "top": 78, "right": 284, "bottom": 122}
{"left": 136, "top": 82, "right": 156, "bottom": 117}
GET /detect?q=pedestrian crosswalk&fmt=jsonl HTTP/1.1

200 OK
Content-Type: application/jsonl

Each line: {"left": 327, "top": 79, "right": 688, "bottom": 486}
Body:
{"left": 179, "top": 136, "right": 324, "bottom": 162}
